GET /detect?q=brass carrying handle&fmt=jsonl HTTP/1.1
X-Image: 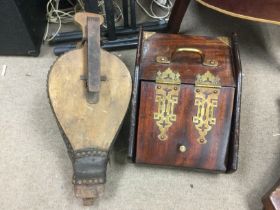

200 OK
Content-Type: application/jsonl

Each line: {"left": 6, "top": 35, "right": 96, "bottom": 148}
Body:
{"left": 171, "top": 48, "right": 205, "bottom": 63}
{"left": 156, "top": 48, "right": 218, "bottom": 67}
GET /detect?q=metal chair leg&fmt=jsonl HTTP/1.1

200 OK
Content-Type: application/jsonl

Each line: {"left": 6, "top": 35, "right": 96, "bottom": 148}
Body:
{"left": 84, "top": 0, "right": 99, "bottom": 13}
{"left": 130, "top": 0, "right": 137, "bottom": 29}
{"left": 104, "top": 0, "right": 117, "bottom": 40}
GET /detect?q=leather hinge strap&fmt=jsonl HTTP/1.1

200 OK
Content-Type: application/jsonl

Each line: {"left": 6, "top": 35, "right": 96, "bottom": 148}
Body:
{"left": 73, "top": 148, "right": 108, "bottom": 185}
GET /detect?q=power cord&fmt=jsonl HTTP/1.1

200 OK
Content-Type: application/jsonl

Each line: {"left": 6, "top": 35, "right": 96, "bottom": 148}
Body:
{"left": 136, "top": 0, "right": 173, "bottom": 20}
{"left": 97, "top": 0, "right": 123, "bottom": 28}
{"left": 44, "top": 0, "right": 124, "bottom": 42}
{"left": 44, "top": 0, "right": 84, "bottom": 41}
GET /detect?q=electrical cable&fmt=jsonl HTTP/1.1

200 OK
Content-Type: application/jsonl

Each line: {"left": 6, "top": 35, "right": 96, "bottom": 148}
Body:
{"left": 97, "top": 0, "right": 123, "bottom": 28}
{"left": 44, "top": 0, "right": 84, "bottom": 41}
{"left": 136, "top": 0, "right": 173, "bottom": 20}
{"left": 44, "top": 0, "right": 123, "bottom": 41}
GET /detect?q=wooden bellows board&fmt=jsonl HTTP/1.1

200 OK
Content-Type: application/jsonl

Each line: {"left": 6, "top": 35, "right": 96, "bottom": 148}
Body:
{"left": 48, "top": 13, "right": 132, "bottom": 205}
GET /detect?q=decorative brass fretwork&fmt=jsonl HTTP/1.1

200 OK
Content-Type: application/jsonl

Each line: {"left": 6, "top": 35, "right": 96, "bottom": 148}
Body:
{"left": 193, "top": 71, "right": 221, "bottom": 144}
{"left": 154, "top": 68, "right": 181, "bottom": 141}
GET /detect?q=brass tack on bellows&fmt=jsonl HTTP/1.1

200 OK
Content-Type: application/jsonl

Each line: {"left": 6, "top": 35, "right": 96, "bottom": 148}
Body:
{"left": 75, "top": 150, "right": 107, "bottom": 158}
{"left": 73, "top": 178, "right": 104, "bottom": 185}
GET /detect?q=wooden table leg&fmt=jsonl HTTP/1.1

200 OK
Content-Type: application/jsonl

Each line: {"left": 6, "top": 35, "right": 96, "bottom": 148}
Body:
{"left": 167, "top": 0, "right": 192, "bottom": 33}
{"left": 263, "top": 179, "right": 280, "bottom": 210}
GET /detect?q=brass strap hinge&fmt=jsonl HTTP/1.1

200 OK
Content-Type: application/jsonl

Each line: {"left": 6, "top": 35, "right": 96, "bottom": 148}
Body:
{"left": 153, "top": 68, "right": 181, "bottom": 141}
{"left": 193, "top": 71, "right": 221, "bottom": 144}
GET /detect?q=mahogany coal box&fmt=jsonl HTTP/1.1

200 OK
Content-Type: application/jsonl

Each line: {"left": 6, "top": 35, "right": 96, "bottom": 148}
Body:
{"left": 128, "top": 31, "right": 242, "bottom": 173}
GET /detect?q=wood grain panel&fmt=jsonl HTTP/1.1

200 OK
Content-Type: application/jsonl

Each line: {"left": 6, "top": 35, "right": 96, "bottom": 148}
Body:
{"left": 140, "top": 33, "right": 235, "bottom": 87}
{"left": 196, "top": 0, "right": 280, "bottom": 25}
{"left": 136, "top": 81, "right": 235, "bottom": 172}
{"left": 263, "top": 179, "right": 280, "bottom": 210}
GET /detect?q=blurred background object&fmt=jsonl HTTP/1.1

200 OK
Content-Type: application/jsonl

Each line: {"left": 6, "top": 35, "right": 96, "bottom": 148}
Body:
{"left": 0, "top": 0, "right": 48, "bottom": 56}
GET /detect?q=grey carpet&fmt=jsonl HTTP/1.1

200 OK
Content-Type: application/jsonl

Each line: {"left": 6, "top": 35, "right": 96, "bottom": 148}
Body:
{"left": 0, "top": 1, "right": 280, "bottom": 209}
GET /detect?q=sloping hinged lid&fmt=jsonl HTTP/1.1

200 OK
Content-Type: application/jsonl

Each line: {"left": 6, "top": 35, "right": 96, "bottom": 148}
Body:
{"left": 139, "top": 32, "right": 236, "bottom": 87}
